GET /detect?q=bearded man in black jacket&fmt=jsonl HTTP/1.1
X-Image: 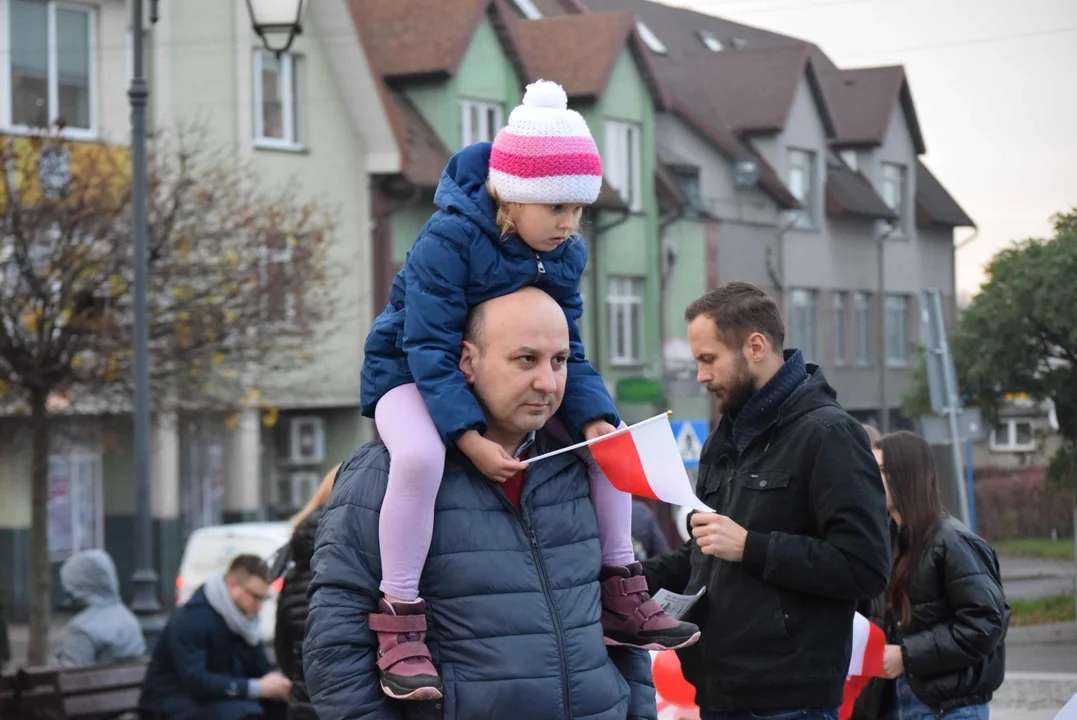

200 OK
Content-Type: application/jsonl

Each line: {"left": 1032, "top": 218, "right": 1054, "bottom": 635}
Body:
{"left": 643, "top": 283, "right": 891, "bottom": 720}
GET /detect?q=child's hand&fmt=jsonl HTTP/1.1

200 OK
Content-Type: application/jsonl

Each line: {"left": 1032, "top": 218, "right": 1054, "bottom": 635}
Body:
{"left": 457, "top": 430, "right": 527, "bottom": 483}
{"left": 582, "top": 420, "right": 618, "bottom": 441}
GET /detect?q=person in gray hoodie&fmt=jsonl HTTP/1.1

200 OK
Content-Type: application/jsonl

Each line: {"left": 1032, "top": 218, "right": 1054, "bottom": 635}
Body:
{"left": 54, "top": 548, "right": 145, "bottom": 668}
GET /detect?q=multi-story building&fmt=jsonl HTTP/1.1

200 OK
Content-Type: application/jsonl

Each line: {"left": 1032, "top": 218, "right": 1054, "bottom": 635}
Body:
{"left": 0, "top": 0, "right": 395, "bottom": 617}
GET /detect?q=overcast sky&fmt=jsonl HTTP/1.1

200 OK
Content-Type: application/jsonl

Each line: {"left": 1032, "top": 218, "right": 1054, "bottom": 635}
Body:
{"left": 660, "top": 0, "right": 1077, "bottom": 300}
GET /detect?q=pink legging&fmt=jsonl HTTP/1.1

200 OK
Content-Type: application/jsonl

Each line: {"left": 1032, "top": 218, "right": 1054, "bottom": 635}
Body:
{"left": 376, "top": 383, "right": 636, "bottom": 601}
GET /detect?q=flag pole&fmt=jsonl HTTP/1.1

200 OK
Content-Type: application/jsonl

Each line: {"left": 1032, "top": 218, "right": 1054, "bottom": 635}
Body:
{"left": 522, "top": 411, "right": 673, "bottom": 466}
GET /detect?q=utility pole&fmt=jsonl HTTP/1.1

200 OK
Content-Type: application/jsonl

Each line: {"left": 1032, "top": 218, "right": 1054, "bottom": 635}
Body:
{"left": 129, "top": 0, "right": 164, "bottom": 651}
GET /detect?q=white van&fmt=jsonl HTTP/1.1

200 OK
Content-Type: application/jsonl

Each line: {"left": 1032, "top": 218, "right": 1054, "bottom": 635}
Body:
{"left": 174, "top": 521, "right": 293, "bottom": 644}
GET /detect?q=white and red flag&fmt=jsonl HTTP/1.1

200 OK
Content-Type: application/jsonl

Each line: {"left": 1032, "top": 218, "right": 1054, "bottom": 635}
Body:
{"left": 839, "top": 612, "right": 888, "bottom": 720}
{"left": 524, "top": 412, "right": 712, "bottom": 512}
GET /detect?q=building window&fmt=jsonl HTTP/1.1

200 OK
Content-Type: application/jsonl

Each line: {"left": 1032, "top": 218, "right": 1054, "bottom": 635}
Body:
{"left": 608, "top": 275, "right": 644, "bottom": 365}
{"left": 636, "top": 21, "right": 668, "bottom": 54}
{"left": 884, "top": 294, "right": 908, "bottom": 365}
{"left": 854, "top": 292, "right": 871, "bottom": 365}
{"left": 672, "top": 168, "right": 702, "bottom": 216}
{"left": 832, "top": 292, "right": 847, "bottom": 366}
{"left": 881, "top": 162, "right": 907, "bottom": 234}
{"left": 8, "top": 0, "right": 94, "bottom": 134}
{"left": 460, "top": 99, "right": 503, "bottom": 147}
{"left": 253, "top": 50, "right": 303, "bottom": 148}
{"left": 698, "top": 31, "right": 723, "bottom": 52}
{"left": 787, "top": 148, "right": 817, "bottom": 229}
{"left": 989, "top": 419, "right": 1036, "bottom": 453}
{"left": 509, "top": 0, "right": 543, "bottom": 19}
{"left": 789, "top": 289, "right": 817, "bottom": 362}
{"left": 264, "top": 232, "right": 299, "bottom": 323}
{"left": 605, "top": 120, "right": 643, "bottom": 211}
{"left": 48, "top": 439, "right": 102, "bottom": 559}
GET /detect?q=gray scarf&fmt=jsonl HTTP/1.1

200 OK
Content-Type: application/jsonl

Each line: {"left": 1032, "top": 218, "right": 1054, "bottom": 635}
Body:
{"left": 204, "top": 572, "right": 262, "bottom": 646}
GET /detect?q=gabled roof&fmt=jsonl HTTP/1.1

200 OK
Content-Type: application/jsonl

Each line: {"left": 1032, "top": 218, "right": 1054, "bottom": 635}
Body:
{"left": 511, "top": 13, "right": 667, "bottom": 107}
{"left": 916, "top": 159, "right": 975, "bottom": 228}
{"left": 385, "top": 92, "right": 451, "bottom": 187}
{"left": 825, "top": 154, "right": 896, "bottom": 221}
{"left": 821, "top": 66, "right": 927, "bottom": 154}
{"left": 671, "top": 104, "right": 800, "bottom": 209}
{"left": 348, "top": 0, "right": 527, "bottom": 81}
{"left": 580, "top": 0, "right": 835, "bottom": 136}
{"left": 709, "top": 45, "right": 833, "bottom": 136}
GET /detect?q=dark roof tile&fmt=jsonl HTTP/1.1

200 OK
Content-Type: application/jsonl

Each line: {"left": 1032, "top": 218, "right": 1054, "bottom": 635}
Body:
{"left": 916, "top": 159, "right": 974, "bottom": 228}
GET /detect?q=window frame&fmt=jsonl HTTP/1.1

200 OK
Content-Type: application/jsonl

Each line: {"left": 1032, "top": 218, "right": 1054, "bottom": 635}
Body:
{"left": 789, "top": 288, "right": 818, "bottom": 362}
{"left": 47, "top": 437, "right": 104, "bottom": 561}
{"left": 253, "top": 49, "right": 304, "bottom": 150}
{"left": 884, "top": 294, "right": 909, "bottom": 366}
{"left": 604, "top": 119, "right": 643, "bottom": 212}
{"left": 854, "top": 292, "right": 871, "bottom": 366}
{"left": 3, "top": 0, "right": 97, "bottom": 139}
{"left": 459, "top": 98, "right": 504, "bottom": 148}
{"left": 607, "top": 275, "right": 645, "bottom": 366}
{"left": 989, "top": 419, "right": 1036, "bottom": 453}
{"left": 881, "top": 161, "right": 908, "bottom": 236}
{"left": 832, "top": 291, "right": 847, "bottom": 366}
{"left": 787, "top": 147, "right": 817, "bottom": 229}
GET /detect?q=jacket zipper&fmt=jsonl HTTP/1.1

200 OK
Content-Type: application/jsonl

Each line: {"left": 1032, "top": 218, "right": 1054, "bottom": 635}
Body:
{"left": 489, "top": 481, "right": 572, "bottom": 719}
{"left": 524, "top": 514, "right": 573, "bottom": 720}
{"left": 533, "top": 252, "right": 546, "bottom": 281}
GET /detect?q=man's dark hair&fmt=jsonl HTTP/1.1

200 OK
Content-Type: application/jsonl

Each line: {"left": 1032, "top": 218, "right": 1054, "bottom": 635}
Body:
{"left": 464, "top": 304, "right": 485, "bottom": 348}
{"left": 227, "top": 554, "right": 270, "bottom": 582}
{"left": 685, "top": 282, "right": 785, "bottom": 351}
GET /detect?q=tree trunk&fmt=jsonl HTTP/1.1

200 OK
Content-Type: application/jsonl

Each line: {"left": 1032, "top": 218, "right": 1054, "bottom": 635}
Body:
{"left": 27, "top": 388, "right": 51, "bottom": 666}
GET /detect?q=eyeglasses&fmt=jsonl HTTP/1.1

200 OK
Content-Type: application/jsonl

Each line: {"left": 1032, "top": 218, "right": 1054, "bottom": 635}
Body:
{"left": 240, "top": 584, "right": 270, "bottom": 603}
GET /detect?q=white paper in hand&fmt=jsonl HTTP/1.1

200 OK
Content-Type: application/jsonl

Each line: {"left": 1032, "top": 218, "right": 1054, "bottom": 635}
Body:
{"left": 651, "top": 586, "right": 706, "bottom": 620}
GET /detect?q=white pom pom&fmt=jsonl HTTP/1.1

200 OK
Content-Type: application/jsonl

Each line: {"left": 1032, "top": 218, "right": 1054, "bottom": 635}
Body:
{"left": 522, "top": 80, "right": 568, "bottom": 110}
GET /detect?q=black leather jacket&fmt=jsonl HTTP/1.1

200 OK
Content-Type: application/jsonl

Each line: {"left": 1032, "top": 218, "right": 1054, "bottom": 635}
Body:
{"left": 275, "top": 509, "right": 321, "bottom": 720}
{"left": 897, "top": 517, "right": 1009, "bottom": 714}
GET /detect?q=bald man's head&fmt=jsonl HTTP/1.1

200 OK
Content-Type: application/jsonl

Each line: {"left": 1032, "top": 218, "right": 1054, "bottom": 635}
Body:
{"left": 459, "top": 287, "right": 570, "bottom": 448}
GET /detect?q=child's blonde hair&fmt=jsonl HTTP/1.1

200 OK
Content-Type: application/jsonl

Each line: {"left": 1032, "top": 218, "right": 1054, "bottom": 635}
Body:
{"left": 487, "top": 181, "right": 583, "bottom": 239}
{"left": 487, "top": 181, "right": 522, "bottom": 238}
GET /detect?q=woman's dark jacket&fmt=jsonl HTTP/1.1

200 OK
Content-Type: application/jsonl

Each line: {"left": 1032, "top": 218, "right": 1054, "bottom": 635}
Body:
{"left": 275, "top": 509, "right": 322, "bottom": 720}
{"left": 896, "top": 517, "right": 1009, "bottom": 714}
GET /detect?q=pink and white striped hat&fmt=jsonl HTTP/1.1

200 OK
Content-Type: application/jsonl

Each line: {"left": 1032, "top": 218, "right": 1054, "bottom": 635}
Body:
{"left": 488, "top": 80, "right": 603, "bottom": 205}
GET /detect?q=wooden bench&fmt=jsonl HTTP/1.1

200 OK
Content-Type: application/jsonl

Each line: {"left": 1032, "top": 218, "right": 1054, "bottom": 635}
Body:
{"left": 0, "top": 658, "right": 159, "bottom": 720}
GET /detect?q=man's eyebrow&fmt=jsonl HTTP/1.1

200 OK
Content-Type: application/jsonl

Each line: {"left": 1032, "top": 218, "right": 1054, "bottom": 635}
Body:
{"left": 512, "top": 346, "right": 571, "bottom": 356}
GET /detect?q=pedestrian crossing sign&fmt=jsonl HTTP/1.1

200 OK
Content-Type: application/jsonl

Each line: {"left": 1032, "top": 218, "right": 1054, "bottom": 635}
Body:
{"left": 668, "top": 420, "right": 708, "bottom": 468}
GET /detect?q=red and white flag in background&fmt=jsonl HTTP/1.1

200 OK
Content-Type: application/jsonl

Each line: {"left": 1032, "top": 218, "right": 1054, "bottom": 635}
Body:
{"left": 524, "top": 412, "right": 712, "bottom": 512}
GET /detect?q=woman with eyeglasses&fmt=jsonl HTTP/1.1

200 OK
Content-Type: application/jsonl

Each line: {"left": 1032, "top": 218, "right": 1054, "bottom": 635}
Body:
{"left": 872, "top": 431, "right": 1008, "bottom": 720}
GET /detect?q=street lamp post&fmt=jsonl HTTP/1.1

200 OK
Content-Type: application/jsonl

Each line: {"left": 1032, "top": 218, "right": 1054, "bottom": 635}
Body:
{"left": 128, "top": 0, "right": 306, "bottom": 650}
{"left": 129, "top": 0, "right": 164, "bottom": 650}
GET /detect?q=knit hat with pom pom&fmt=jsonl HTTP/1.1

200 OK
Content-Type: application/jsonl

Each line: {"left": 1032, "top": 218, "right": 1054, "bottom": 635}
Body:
{"left": 488, "top": 80, "right": 602, "bottom": 205}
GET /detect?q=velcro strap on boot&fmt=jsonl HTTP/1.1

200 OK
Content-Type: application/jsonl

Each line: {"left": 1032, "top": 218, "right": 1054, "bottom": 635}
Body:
{"left": 376, "top": 641, "right": 432, "bottom": 672}
{"left": 369, "top": 612, "right": 428, "bottom": 633}
{"left": 603, "top": 574, "right": 649, "bottom": 596}
{"left": 633, "top": 598, "right": 665, "bottom": 624}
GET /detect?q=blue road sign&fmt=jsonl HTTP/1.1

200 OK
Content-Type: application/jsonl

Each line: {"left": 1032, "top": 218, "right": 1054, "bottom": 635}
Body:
{"left": 668, "top": 419, "right": 708, "bottom": 468}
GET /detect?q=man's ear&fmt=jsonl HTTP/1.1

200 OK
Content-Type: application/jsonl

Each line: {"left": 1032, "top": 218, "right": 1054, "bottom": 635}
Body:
{"left": 459, "top": 340, "right": 478, "bottom": 383}
{"left": 744, "top": 331, "right": 769, "bottom": 363}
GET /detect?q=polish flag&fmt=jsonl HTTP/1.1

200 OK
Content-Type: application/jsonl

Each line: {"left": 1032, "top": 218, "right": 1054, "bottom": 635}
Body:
{"left": 839, "top": 612, "right": 887, "bottom": 720}
{"left": 525, "top": 412, "right": 712, "bottom": 512}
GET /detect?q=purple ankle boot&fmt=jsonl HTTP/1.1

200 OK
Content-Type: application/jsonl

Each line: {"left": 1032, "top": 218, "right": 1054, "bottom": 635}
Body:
{"left": 600, "top": 562, "right": 701, "bottom": 651}
{"left": 368, "top": 598, "right": 443, "bottom": 701}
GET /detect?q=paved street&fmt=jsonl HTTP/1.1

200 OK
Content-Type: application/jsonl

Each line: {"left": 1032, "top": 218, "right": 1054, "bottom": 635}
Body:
{"left": 1000, "top": 557, "right": 1077, "bottom": 602}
